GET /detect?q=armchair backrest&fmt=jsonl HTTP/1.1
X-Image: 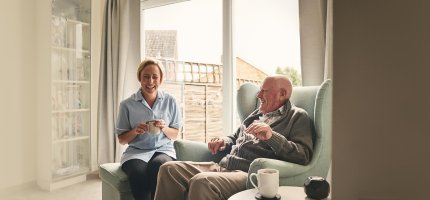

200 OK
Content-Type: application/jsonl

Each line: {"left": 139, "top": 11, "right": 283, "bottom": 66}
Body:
{"left": 237, "top": 83, "right": 260, "bottom": 122}
{"left": 290, "top": 80, "right": 332, "bottom": 177}
{"left": 237, "top": 79, "right": 332, "bottom": 176}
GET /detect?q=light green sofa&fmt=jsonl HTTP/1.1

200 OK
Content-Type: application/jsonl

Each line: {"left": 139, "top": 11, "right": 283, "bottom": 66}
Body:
{"left": 99, "top": 162, "right": 133, "bottom": 200}
{"left": 99, "top": 79, "right": 332, "bottom": 200}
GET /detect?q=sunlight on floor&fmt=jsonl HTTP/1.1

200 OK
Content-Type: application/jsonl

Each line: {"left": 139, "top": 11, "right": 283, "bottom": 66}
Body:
{"left": 1, "top": 176, "right": 101, "bottom": 200}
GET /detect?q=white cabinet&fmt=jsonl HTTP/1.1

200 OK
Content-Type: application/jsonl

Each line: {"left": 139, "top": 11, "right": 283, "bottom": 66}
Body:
{"left": 37, "top": 0, "right": 92, "bottom": 191}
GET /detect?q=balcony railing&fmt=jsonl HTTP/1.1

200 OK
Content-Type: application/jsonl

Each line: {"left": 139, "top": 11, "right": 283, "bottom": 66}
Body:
{"left": 159, "top": 59, "right": 222, "bottom": 84}
{"left": 159, "top": 58, "right": 263, "bottom": 86}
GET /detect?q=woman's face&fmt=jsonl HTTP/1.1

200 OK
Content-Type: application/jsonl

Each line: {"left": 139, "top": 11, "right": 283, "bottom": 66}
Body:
{"left": 139, "top": 64, "right": 161, "bottom": 97}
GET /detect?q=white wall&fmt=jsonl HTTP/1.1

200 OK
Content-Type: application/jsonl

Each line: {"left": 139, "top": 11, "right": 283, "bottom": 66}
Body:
{"left": 0, "top": 0, "right": 103, "bottom": 191}
{"left": 333, "top": 0, "right": 430, "bottom": 199}
{"left": 0, "top": 0, "right": 38, "bottom": 189}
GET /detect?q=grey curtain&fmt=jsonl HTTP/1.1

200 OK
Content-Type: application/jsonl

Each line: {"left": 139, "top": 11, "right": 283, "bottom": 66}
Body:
{"left": 98, "top": 0, "right": 141, "bottom": 164}
{"left": 299, "top": 0, "right": 333, "bottom": 86}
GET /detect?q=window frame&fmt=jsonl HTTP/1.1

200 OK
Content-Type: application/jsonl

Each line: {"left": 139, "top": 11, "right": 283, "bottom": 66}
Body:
{"left": 140, "top": 0, "right": 190, "bottom": 10}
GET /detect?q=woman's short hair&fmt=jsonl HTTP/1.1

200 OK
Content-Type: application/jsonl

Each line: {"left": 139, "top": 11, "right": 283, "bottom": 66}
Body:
{"left": 137, "top": 58, "right": 164, "bottom": 83}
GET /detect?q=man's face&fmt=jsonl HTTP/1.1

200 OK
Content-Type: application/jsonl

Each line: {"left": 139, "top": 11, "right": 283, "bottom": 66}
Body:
{"left": 257, "top": 78, "right": 283, "bottom": 114}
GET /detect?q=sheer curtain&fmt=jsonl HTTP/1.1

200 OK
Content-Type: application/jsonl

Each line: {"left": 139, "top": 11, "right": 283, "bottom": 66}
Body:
{"left": 299, "top": 0, "right": 333, "bottom": 86}
{"left": 98, "top": 0, "right": 141, "bottom": 164}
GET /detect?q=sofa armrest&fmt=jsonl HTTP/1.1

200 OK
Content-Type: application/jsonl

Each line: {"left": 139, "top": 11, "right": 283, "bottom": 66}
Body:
{"left": 174, "top": 139, "right": 226, "bottom": 163}
{"left": 247, "top": 158, "right": 312, "bottom": 188}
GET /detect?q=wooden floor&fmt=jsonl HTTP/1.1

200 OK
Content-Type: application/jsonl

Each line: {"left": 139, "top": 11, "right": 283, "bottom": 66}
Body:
{"left": 1, "top": 175, "right": 101, "bottom": 200}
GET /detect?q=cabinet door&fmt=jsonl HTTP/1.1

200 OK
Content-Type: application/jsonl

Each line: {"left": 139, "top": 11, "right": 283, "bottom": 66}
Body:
{"left": 42, "top": 0, "right": 91, "bottom": 190}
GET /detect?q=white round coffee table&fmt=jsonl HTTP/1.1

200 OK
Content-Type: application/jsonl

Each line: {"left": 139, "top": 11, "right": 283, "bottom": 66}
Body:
{"left": 228, "top": 186, "right": 331, "bottom": 200}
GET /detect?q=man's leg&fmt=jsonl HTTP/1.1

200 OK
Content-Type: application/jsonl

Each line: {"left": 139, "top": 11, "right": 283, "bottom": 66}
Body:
{"left": 154, "top": 161, "right": 220, "bottom": 200}
{"left": 188, "top": 171, "right": 248, "bottom": 200}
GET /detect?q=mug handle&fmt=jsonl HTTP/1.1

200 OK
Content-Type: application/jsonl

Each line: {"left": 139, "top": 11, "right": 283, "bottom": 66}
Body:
{"left": 249, "top": 173, "right": 258, "bottom": 189}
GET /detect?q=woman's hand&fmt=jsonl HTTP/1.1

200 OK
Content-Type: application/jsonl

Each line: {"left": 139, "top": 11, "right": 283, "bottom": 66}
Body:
{"left": 134, "top": 122, "right": 148, "bottom": 135}
{"left": 118, "top": 122, "right": 148, "bottom": 145}
{"left": 153, "top": 119, "right": 166, "bottom": 130}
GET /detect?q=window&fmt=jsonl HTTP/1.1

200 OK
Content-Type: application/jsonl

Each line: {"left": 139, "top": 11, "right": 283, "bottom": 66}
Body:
{"left": 140, "top": 0, "right": 300, "bottom": 142}
{"left": 141, "top": 0, "right": 223, "bottom": 142}
{"left": 235, "top": 0, "right": 301, "bottom": 86}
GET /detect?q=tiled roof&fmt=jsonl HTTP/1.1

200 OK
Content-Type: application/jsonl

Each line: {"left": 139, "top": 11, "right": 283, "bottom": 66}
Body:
{"left": 145, "top": 30, "right": 177, "bottom": 59}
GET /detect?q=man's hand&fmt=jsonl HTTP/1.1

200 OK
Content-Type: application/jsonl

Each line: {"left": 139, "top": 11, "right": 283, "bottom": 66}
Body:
{"left": 208, "top": 137, "right": 225, "bottom": 155}
{"left": 245, "top": 121, "right": 273, "bottom": 140}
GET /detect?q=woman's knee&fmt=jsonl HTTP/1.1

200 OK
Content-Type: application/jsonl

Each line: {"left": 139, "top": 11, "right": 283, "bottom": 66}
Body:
{"left": 122, "top": 159, "right": 147, "bottom": 173}
{"left": 149, "top": 155, "right": 173, "bottom": 169}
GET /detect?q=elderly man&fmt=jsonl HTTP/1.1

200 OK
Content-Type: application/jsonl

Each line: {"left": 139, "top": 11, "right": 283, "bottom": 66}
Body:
{"left": 154, "top": 76, "right": 314, "bottom": 200}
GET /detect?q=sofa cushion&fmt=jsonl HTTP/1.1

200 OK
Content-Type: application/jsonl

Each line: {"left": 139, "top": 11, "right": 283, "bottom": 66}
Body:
{"left": 99, "top": 163, "right": 131, "bottom": 192}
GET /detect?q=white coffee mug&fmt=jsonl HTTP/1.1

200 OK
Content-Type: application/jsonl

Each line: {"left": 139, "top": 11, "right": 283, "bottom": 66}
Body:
{"left": 146, "top": 120, "right": 161, "bottom": 135}
{"left": 249, "top": 168, "right": 279, "bottom": 198}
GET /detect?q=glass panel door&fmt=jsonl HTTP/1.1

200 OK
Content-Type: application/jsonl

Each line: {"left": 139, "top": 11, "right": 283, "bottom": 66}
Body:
{"left": 141, "top": 0, "right": 222, "bottom": 142}
{"left": 51, "top": 0, "right": 91, "bottom": 181}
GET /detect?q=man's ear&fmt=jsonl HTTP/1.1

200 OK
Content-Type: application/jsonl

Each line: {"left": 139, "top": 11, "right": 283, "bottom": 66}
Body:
{"left": 280, "top": 88, "right": 288, "bottom": 101}
{"left": 280, "top": 88, "right": 287, "bottom": 97}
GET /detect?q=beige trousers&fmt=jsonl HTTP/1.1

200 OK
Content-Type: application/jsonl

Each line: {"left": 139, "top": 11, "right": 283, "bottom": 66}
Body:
{"left": 154, "top": 161, "right": 248, "bottom": 200}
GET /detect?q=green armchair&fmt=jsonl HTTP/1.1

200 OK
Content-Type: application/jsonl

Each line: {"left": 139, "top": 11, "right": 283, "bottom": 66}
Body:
{"left": 174, "top": 79, "right": 332, "bottom": 188}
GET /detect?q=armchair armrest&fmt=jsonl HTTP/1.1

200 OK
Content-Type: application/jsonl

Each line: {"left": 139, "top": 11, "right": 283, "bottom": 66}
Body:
{"left": 247, "top": 158, "right": 312, "bottom": 188}
{"left": 174, "top": 140, "right": 315, "bottom": 188}
{"left": 174, "top": 139, "right": 225, "bottom": 163}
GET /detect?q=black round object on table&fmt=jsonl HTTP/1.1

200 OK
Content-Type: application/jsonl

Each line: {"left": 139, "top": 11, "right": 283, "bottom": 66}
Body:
{"left": 304, "top": 176, "right": 330, "bottom": 199}
{"left": 255, "top": 193, "right": 281, "bottom": 200}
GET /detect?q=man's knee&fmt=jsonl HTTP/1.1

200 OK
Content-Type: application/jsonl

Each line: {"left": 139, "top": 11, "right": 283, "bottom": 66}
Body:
{"left": 188, "top": 173, "right": 224, "bottom": 200}
{"left": 189, "top": 173, "right": 212, "bottom": 190}
{"left": 158, "top": 161, "right": 181, "bottom": 177}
